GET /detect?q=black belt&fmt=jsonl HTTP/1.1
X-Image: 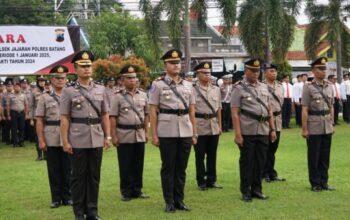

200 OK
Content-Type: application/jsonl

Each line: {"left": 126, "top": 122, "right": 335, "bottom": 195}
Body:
{"left": 240, "top": 109, "right": 270, "bottom": 122}
{"left": 273, "top": 111, "right": 281, "bottom": 116}
{"left": 45, "top": 120, "right": 60, "bottom": 126}
{"left": 71, "top": 117, "right": 101, "bottom": 125}
{"left": 308, "top": 110, "right": 330, "bottom": 116}
{"left": 159, "top": 108, "right": 189, "bottom": 116}
{"left": 117, "top": 123, "right": 144, "bottom": 130}
{"left": 195, "top": 113, "right": 216, "bottom": 119}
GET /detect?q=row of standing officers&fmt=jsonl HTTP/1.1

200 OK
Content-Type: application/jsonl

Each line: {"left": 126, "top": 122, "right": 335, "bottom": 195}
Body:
{"left": 33, "top": 49, "right": 334, "bottom": 220}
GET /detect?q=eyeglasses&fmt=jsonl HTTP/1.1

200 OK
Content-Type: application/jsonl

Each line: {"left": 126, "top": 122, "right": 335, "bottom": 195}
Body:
{"left": 167, "top": 61, "right": 181, "bottom": 65}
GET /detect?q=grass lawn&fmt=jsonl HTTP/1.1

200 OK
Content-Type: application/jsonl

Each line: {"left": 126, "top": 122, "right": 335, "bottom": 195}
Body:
{"left": 0, "top": 121, "right": 349, "bottom": 220}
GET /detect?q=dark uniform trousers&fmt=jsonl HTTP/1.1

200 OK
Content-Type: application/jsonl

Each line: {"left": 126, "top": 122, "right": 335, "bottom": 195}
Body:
{"left": 117, "top": 142, "right": 145, "bottom": 198}
{"left": 345, "top": 95, "right": 350, "bottom": 122}
{"left": 333, "top": 98, "right": 340, "bottom": 124}
{"left": 46, "top": 147, "right": 71, "bottom": 203}
{"left": 295, "top": 100, "right": 302, "bottom": 126}
{"left": 194, "top": 135, "right": 219, "bottom": 186}
{"left": 24, "top": 119, "right": 31, "bottom": 141}
{"left": 221, "top": 103, "right": 231, "bottom": 131}
{"left": 342, "top": 99, "right": 349, "bottom": 122}
{"left": 70, "top": 148, "right": 103, "bottom": 217}
{"left": 239, "top": 135, "right": 268, "bottom": 195}
{"left": 10, "top": 110, "right": 25, "bottom": 145}
{"left": 1, "top": 119, "right": 11, "bottom": 144}
{"left": 159, "top": 137, "right": 191, "bottom": 204}
{"left": 307, "top": 134, "right": 332, "bottom": 187}
{"left": 282, "top": 98, "right": 292, "bottom": 128}
{"left": 263, "top": 131, "right": 281, "bottom": 179}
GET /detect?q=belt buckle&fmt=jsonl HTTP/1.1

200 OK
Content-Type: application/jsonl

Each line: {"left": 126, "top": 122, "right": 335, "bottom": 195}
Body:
{"left": 204, "top": 114, "right": 210, "bottom": 120}
{"left": 178, "top": 109, "right": 184, "bottom": 116}
{"left": 137, "top": 124, "right": 143, "bottom": 129}
{"left": 260, "top": 116, "right": 265, "bottom": 123}
{"left": 86, "top": 117, "right": 91, "bottom": 125}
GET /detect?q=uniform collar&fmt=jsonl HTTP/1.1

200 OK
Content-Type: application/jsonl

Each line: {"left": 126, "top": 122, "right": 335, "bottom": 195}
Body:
{"left": 164, "top": 74, "right": 183, "bottom": 85}
{"left": 75, "top": 80, "right": 96, "bottom": 89}
{"left": 242, "top": 78, "right": 259, "bottom": 87}
{"left": 122, "top": 88, "right": 140, "bottom": 95}
{"left": 312, "top": 79, "right": 328, "bottom": 87}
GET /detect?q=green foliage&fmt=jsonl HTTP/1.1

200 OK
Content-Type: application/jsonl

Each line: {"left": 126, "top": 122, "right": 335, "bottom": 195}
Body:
{"left": 275, "top": 60, "right": 293, "bottom": 80}
{"left": 1, "top": 123, "right": 350, "bottom": 219}
{"left": 238, "top": 0, "right": 297, "bottom": 62}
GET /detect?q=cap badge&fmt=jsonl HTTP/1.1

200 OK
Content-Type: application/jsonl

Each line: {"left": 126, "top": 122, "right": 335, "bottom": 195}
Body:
{"left": 172, "top": 51, "right": 178, "bottom": 58}
{"left": 204, "top": 63, "right": 210, "bottom": 69}
{"left": 128, "top": 66, "right": 135, "bottom": 73}
{"left": 82, "top": 52, "right": 89, "bottom": 60}
{"left": 57, "top": 67, "right": 64, "bottom": 73}
{"left": 254, "top": 60, "right": 260, "bottom": 66}
{"left": 321, "top": 58, "right": 326, "bottom": 64}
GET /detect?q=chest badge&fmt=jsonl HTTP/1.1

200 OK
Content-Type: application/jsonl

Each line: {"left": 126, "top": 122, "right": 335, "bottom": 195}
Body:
{"left": 165, "top": 95, "right": 171, "bottom": 100}
{"left": 247, "top": 97, "right": 252, "bottom": 101}
{"left": 316, "top": 99, "right": 320, "bottom": 103}
{"left": 124, "top": 108, "right": 129, "bottom": 112}
{"left": 76, "top": 104, "right": 82, "bottom": 110}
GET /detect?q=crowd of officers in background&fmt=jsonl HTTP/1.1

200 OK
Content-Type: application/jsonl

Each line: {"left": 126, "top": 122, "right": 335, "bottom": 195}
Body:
{"left": 0, "top": 49, "right": 339, "bottom": 220}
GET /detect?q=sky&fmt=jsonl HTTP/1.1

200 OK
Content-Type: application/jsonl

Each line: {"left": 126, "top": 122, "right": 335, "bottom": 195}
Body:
{"left": 120, "top": 0, "right": 331, "bottom": 25}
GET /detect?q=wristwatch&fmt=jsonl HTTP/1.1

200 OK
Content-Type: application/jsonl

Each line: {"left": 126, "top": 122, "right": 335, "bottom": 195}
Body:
{"left": 105, "top": 136, "right": 112, "bottom": 140}
{"left": 270, "top": 129, "right": 276, "bottom": 132}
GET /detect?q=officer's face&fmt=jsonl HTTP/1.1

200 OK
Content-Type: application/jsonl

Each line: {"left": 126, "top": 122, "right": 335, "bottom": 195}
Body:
{"left": 76, "top": 64, "right": 92, "bottom": 79}
{"left": 21, "top": 83, "right": 28, "bottom": 89}
{"left": 6, "top": 85, "right": 13, "bottom": 92}
{"left": 245, "top": 68, "right": 260, "bottom": 83}
{"left": 123, "top": 76, "right": 136, "bottom": 89}
{"left": 14, "top": 85, "right": 21, "bottom": 93}
{"left": 313, "top": 66, "right": 326, "bottom": 80}
{"left": 165, "top": 60, "right": 181, "bottom": 75}
{"left": 51, "top": 76, "right": 66, "bottom": 89}
{"left": 197, "top": 70, "right": 211, "bottom": 83}
{"left": 107, "top": 80, "right": 115, "bottom": 87}
{"left": 264, "top": 68, "right": 277, "bottom": 81}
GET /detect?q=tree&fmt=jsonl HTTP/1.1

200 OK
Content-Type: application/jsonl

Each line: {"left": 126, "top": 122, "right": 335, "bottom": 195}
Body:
{"left": 139, "top": 0, "right": 237, "bottom": 69}
{"left": 92, "top": 55, "right": 151, "bottom": 88}
{"left": 304, "top": 0, "right": 350, "bottom": 81}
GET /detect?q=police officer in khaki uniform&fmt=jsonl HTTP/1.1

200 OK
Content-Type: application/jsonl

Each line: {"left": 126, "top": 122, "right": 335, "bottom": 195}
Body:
{"left": 60, "top": 51, "right": 111, "bottom": 220}
{"left": 33, "top": 76, "right": 47, "bottom": 160}
{"left": 7, "top": 82, "right": 29, "bottom": 147}
{"left": 36, "top": 65, "right": 72, "bottom": 209}
{"left": 231, "top": 58, "right": 277, "bottom": 202}
{"left": 105, "top": 77, "right": 116, "bottom": 105}
{"left": 110, "top": 64, "right": 150, "bottom": 201}
{"left": 301, "top": 57, "right": 335, "bottom": 192}
{"left": 0, "top": 81, "right": 5, "bottom": 143}
{"left": 2, "top": 81, "right": 13, "bottom": 145}
{"left": 149, "top": 49, "right": 197, "bottom": 212}
{"left": 262, "top": 63, "right": 286, "bottom": 182}
{"left": 220, "top": 75, "right": 232, "bottom": 132}
{"left": 192, "top": 62, "right": 223, "bottom": 191}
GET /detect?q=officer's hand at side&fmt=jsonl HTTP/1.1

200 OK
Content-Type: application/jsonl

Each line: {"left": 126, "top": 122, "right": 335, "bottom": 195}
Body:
{"left": 192, "top": 137, "right": 197, "bottom": 145}
{"left": 302, "top": 129, "right": 309, "bottom": 139}
{"left": 234, "top": 135, "right": 244, "bottom": 147}
{"left": 145, "top": 135, "right": 149, "bottom": 144}
{"left": 7, "top": 116, "right": 11, "bottom": 121}
{"left": 103, "top": 139, "right": 110, "bottom": 150}
{"left": 30, "top": 119, "right": 34, "bottom": 126}
{"left": 112, "top": 137, "right": 119, "bottom": 147}
{"left": 270, "top": 131, "right": 277, "bottom": 143}
{"left": 152, "top": 135, "right": 159, "bottom": 147}
{"left": 63, "top": 143, "right": 73, "bottom": 155}
{"left": 39, "top": 141, "right": 47, "bottom": 151}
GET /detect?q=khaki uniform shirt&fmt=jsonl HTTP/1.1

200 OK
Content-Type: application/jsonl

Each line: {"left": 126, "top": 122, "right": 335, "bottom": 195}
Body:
{"left": 110, "top": 89, "right": 148, "bottom": 144}
{"left": 301, "top": 80, "right": 334, "bottom": 135}
{"left": 60, "top": 82, "right": 109, "bottom": 148}
{"left": 22, "top": 88, "right": 34, "bottom": 119}
{"left": 32, "top": 88, "right": 43, "bottom": 119}
{"left": 8, "top": 92, "right": 27, "bottom": 112}
{"left": 220, "top": 84, "right": 232, "bottom": 103}
{"left": 2, "top": 92, "right": 9, "bottom": 116}
{"left": 149, "top": 74, "right": 195, "bottom": 138}
{"left": 231, "top": 79, "right": 270, "bottom": 135}
{"left": 35, "top": 91, "right": 62, "bottom": 147}
{"left": 105, "top": 86, "right": 115, "bottom": 105}
{"left": 265, "top": 81, "right": 284, "bottom": 132}
{"left": 194, "top": 82, "right": 221, "bottom": 136}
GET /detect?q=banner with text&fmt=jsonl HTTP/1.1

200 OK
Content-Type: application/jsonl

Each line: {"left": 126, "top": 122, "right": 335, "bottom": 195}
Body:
{"left": 0, "top": 26, "right": 80, "bottom": 75}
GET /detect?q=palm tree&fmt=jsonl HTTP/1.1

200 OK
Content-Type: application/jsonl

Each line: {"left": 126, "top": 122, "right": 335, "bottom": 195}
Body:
{"left": 304, "top": 0, "right": 350, "bottom": 81}
{"left": 139, "top": 0, "right": 237, "bottom": 71}
{"left": 238, "top": 0, "right": 301, "bottom": 63}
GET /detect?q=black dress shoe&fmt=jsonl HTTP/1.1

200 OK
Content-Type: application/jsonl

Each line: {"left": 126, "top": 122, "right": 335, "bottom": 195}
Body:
{"left": 271, "top": 176, "right": 286, "bottom": 182}
{"left": 252, "top": 192, "right": 269, "bottom": 200}
{"left": 207, "top": 183, "right": 223, "bottom": 189}
{"left": 311, "top": 186, "right": 322, "bottom": 192}
{"left": 321, "top": 185, "right": 335, "bottom": 191}
{"left": 62, "top": 199, "right": 73, "bottom": 206}
{"left": 198, "top": 184, "right": 207, "bottom": 191}
{"left": 164, "top": 203, "right": 175, "bottom": 213}
{"left": 135, "top": 193, "right": 150, "bottom": 199}
{"left": 264, "top": 177, "right": 271, "bottom": 182}
{"left": 75, "top": 215, "right": 85, "bottom": 220}
{"left": 174, "top": 201, "right": 191, "bottom": 211}
{"left": 35, "top": 157, "right": 42, "bottom": 161}
{"left": 241, "top": 194, "right": 252, "bottom": 202}
{"left": 87, "top": 215, "right": 102, "bottom": 220}
{"left": 50, "top": 201, "right": 60, "bottom": 208}
{"left": 121, "top": 196, "right": 132, "bottom": 202}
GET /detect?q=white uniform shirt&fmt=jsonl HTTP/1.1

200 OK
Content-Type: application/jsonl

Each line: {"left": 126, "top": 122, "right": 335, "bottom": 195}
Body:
{"left": 282, "top": 82, "right": 293, "bottom": 99}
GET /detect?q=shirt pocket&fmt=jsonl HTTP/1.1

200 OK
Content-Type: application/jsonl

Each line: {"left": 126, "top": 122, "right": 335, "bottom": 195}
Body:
{"left": 72, "top": 96, "right": 85, "bottom": 109}
{"left": 120, "top": 103, "right": 131, "bottom": 113}
{"left": 161, "top": 88, "right": 174, "bottom": 102}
